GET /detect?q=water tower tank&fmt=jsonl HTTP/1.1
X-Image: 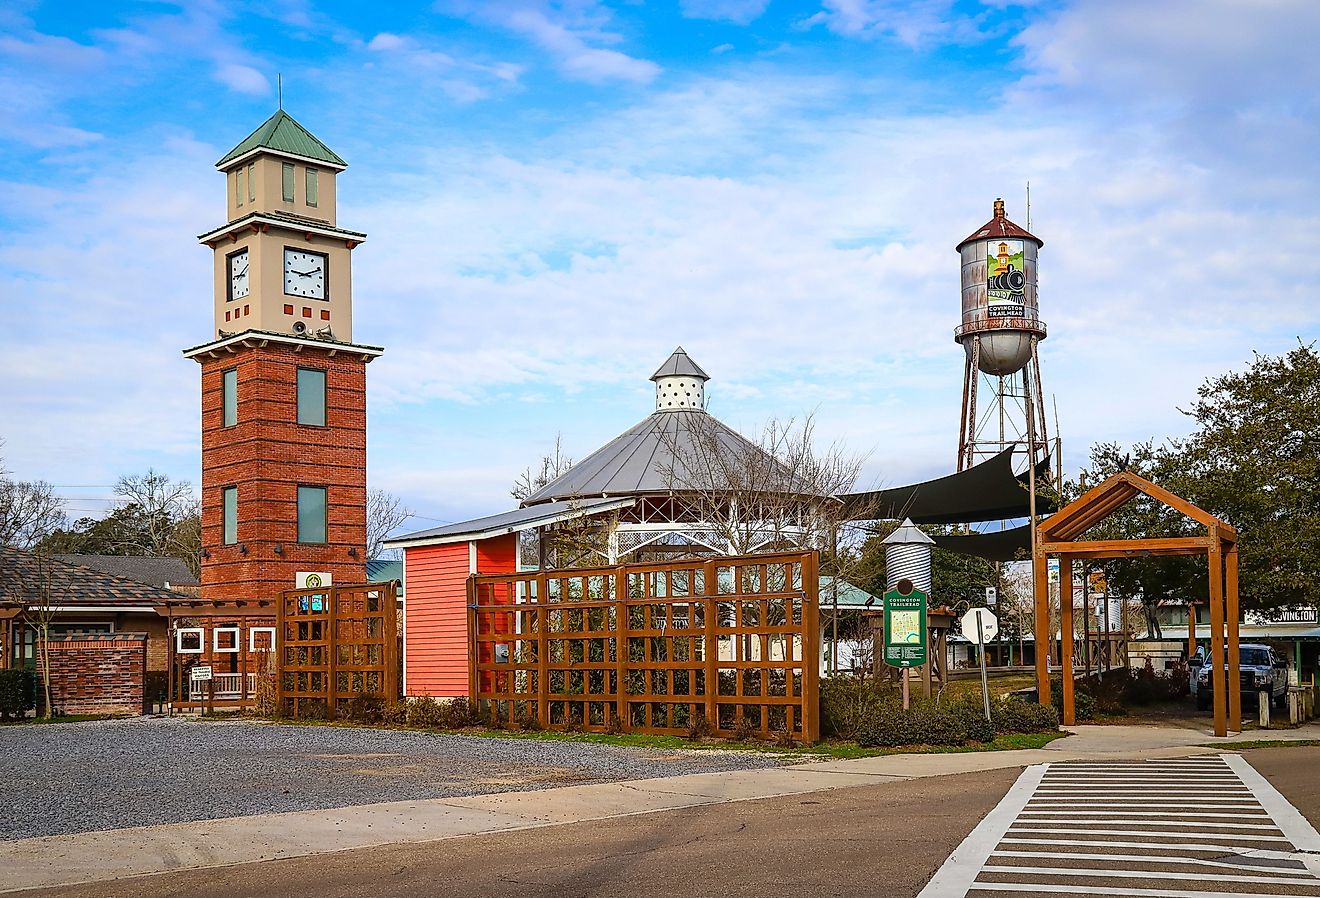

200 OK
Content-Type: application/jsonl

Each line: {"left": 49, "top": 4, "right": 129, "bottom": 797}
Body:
{"left": 955, "top": 198, "right": 1045, "bottom": 376}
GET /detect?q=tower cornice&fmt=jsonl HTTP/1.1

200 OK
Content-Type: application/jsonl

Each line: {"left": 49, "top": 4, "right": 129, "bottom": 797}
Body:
{"left": 198, "top": 211, "right": 366, "bottom": 249}
{"left": 182, "top": 329, "right": 384, "bottom": 363}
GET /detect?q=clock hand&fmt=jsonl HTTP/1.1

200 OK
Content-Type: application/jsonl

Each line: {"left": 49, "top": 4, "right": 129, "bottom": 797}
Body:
{"left": 237, "top": 265, "right": 249, "bottom": 277}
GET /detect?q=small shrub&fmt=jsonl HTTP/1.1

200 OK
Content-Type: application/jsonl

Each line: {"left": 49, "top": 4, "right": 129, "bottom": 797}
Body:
{"left": 775, "top": 725, "right": 796, "bottom": 748}
{"left": 732, "top": 716, "right": 757, "bottom": 742}
{"left": 0, "top": 669, "right": 35, "bottom": 718}
{"left": 687, "top": 712, "right": 712, "bottom": 741}
{"left": 441, "top": 697, "right": 479, "bottom": 729}
{"left": 992, "top": 697, "right": 1059, "bottom": 734}
{"left": 516, "top": 706, "right": 543, "bottom": 731}
{"left": 381, "top": 701, "right": 408, "bottom": 725}
{"left": 604, "top": 711, "right": 624, "bottom": 735}
{"left": 344, "top": 693, "right": 385, "bottom": 724}
{"left": 406, "top": 695, "right": 444, "bottom": 728}
{"left": 295, "top": 699, "right": 329, "bottom": 721}
{"left": 949, "top": 698, "right": 994, "bottom": 743}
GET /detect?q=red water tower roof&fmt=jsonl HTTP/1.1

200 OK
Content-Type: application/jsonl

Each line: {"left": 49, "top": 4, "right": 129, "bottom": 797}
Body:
{"left": 956, "top": 198, "right": 1042, "bottom": 250}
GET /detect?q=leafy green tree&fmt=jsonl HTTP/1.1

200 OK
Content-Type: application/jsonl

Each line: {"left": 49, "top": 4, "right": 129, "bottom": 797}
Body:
{"left": 1174, "top": 342, "right": 1320, "bottom": 612}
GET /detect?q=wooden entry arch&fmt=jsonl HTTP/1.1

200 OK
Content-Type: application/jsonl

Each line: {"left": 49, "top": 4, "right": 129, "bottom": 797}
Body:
{"left": 1034, "top": 471, "right": 1241, "bottom": 736}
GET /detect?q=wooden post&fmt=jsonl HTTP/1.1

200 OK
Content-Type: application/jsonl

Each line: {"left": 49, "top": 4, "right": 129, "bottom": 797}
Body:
{"left": 702, "top": 559, "right": 718, "bottom": 736}
{"left": 538, "top": 574, "right": 551, "bottom": 730}
{"left": 1226, "top": 541, "right": 1242, "bottom": 733}
{"left": 1208, "top": 533, "right": 1228, "bottom": 738}
{"left": 1033, "top": 546, "right": 1051, "bottom": 708}
{"left": 1187, "top": 601, "right": 1197, "bottom": 662}
{"left": 1059, "top": 554, "right": 1075, "bottom": 726}
{"left": 801, "top": 552, "right": 821, "bottom": 744}
{"left": 466, "top": 576, "right": 480, "bottom": 708}
{"left": 612, "top": 568, "right": 626, "bottom": 732}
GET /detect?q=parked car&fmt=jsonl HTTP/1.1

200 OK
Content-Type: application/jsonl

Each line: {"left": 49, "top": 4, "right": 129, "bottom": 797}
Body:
{"left": 1191, "top": 643, "right": 1288, "bottom": 710}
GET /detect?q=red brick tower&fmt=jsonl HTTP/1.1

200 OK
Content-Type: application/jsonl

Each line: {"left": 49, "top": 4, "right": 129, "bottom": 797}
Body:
{"left": 184, "top": 110, "right": 382, "bottom": 601}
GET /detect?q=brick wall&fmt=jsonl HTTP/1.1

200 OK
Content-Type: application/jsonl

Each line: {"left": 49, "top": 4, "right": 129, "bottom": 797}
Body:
{"left": 197, "top": 341, "right": 369, "bottom": 602}
{"left": 37, "top": 634, "right": 146, "bottom": 716}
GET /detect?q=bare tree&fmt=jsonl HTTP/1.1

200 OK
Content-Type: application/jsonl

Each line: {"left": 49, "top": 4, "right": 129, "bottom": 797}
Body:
{"left": 20, "top": 551, "right": 60, "bottom": 718}
{"left": 0, "top": 478, "right": 66, "bottom": 550}
{"left": 367, "top": 489, "right": 413, "bottom": 560}
{"left": 113, "top": 470, "right": 197, "bottom": 557}
{"left": 658, "top": 412, "right": 871, "bottom": 556}
{"left": 510, "top": 435, "right": 574, "bottom": 502}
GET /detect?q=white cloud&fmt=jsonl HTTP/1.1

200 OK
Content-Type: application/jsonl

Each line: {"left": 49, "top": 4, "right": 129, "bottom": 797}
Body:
{"left": 680, "top": 0, "right": 770, "bottom": 25}
{"left": 453, "top": 2, "right": 661, "bottom": 85}
{"left": 801, "top": 0, "right": 976, "bottom": 47}
{"left": 214, "top": 62, "right": 269, "bottom": 94}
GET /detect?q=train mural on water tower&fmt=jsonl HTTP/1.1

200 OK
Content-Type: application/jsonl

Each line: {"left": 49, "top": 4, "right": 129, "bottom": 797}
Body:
{"left": 954, "top": 198, "right": 1052, "bottom": 475}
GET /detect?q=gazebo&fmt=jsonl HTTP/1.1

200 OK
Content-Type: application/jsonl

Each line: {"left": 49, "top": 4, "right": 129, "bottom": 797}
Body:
{"left": 1034, "top": 471, "right": 1242, "bottom": 736}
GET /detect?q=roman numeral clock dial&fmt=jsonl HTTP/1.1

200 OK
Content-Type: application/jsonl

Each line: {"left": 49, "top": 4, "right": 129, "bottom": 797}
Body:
{"left": 284, "top": 248, "right": 327, "bottom": 300}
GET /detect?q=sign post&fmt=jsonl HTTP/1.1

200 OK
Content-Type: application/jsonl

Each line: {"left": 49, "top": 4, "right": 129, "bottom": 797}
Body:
{"left": 883, "top": 579, "right": 928, "bottom": 710}
{"left": 190, "top": 664, "right": 214, "bottom": 716}
{"left": 961, "top": 607, "right": 999, "bottom": 721}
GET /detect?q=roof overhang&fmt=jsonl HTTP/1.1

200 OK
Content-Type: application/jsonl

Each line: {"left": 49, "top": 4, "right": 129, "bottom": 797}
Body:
{"left": 217, "top": 147, "right": 348, "bottom": 173}
{"left": 25, "top": 605, "right": 159, "bottom": 613}
{"left": 385, "top": 497, "right": 636, "bottom": 550}
{"left": 198, "top": 213, "right": 366, "bottom": 248}
{"left": 182, "top": 330, "right": 384, "bottom": 362}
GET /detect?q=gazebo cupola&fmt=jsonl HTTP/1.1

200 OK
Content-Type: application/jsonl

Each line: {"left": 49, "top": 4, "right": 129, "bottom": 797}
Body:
{"left": 651, "top": 346, "right": 709, "bottom": 410}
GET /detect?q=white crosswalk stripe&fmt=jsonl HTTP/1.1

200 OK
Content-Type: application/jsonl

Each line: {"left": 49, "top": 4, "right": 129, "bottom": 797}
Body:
{"left": 918, "top": 754, "right": 1320, "bottom": 897}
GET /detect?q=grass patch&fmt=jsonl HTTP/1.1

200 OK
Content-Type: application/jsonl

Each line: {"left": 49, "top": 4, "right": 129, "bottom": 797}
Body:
{"left": 1195, "top": 739, "right": 1320, "bottom": 750}
{"left": 218, "top": 713, "right": 1066, "bottom": 759}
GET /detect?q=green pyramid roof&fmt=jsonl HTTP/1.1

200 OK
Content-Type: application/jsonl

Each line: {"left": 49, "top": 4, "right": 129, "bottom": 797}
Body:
{"left": 216, "top": 109, "right": 346, "bottom": 169}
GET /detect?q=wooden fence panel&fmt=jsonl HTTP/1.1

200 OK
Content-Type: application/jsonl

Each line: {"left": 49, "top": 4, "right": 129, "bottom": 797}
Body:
{"left": 470, "top": 551, "right": 819, "bottom": 743}
{"left": 278, "top": 582, "right": 399, "bottom": 718}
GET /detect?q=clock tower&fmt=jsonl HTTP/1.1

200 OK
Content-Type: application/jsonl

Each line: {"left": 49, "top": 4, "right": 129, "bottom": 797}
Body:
{"left": 184, "top": 109, "right": 382, "bottom": 602}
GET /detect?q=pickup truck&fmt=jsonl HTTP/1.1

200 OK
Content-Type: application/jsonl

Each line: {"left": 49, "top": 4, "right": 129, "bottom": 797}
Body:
{"left": 1191, "top": 643, "right": 1289, "bottom": 710}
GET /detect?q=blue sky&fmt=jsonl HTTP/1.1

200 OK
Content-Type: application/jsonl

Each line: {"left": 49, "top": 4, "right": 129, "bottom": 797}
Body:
{"left": 2, "top": 0, "right": 1318, "bottom": 534}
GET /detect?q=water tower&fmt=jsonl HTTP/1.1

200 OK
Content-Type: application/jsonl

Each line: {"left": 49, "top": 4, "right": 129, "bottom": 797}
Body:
{"left": 954, "top": 198, "right": 1051, "bottom": 472}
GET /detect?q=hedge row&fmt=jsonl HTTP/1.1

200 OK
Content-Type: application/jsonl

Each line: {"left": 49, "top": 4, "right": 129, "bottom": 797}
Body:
{"left": 0, "top": 669, "right": 35, "bottom": 718}
{"left": 821, "top": 675, "right": 1058, "bottom": 748}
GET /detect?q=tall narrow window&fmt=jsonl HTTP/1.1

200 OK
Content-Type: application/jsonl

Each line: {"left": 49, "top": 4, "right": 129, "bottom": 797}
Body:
{"left": 222, "top": 368, "right": 237, "bottom": 427}
{"left": 297, "top": 486, "right": 327, "bottom": 544}
{"left": 282, "top": 162, "right": 295, "bottom": 201}
{"left": 235, "top": 169, "right": 244, "bottom": 206}
{"left": 296, "top": 367, "right": 326, "bottom": 426}
{"left": 222, "top": 486, "right": 238, "bottom": 545}
{"left": 247, "top": 162, "right": 255, "bottom": 201}
{"left": 305, "top": 168, "right": 318, "bottom": 207}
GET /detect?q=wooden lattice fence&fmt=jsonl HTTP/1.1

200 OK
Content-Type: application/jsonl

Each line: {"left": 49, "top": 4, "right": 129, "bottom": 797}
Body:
{"left": 277, "top": 582, "right": 399, "bottom": 718}
{"left": 469, "top": 551, "right": 820, "bottom": 742}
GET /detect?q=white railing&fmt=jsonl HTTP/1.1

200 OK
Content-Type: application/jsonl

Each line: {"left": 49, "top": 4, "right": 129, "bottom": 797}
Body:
{"left": 188, "top": 672, "right": 257, "bottom": 701}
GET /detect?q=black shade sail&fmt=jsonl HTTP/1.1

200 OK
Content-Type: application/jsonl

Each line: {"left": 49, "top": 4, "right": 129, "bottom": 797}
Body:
{"left": 837, "top": 449, "right": 1055, "bottom": 525}
{"left": 931, "top": 523, "right": 1034, "bottom": 561}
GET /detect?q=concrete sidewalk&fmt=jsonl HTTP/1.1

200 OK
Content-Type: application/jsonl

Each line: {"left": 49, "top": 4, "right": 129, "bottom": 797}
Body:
{"left": 5, "top": 722, "right": 1318, "bottom": 895}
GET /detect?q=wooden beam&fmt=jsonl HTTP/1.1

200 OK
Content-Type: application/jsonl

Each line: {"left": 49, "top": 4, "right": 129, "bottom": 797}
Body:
{"left": 1038, "top": 536, "right": 1214, "bottom": 559}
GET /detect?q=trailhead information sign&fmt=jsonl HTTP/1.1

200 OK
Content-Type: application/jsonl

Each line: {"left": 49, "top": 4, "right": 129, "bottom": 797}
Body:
{"left": 882, "top": 583, "right": 928, "bottom": 668}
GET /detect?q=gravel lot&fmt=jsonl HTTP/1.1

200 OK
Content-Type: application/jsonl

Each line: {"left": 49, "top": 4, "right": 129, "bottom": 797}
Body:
{"left": 0, "top": 717, "right": 782, "bottom": 841}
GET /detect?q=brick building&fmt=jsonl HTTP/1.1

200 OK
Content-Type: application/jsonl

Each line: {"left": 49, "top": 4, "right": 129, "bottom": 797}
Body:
{"left": 184, "top": 108, "right": 381, "bottom": 602}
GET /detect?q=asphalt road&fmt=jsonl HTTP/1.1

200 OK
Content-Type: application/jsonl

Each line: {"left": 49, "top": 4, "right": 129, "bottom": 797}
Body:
{"left": 21, "top": 746, "right": 1320, "bottom": 898}
{"left": 17, "top": 765, "right": 1023, "bottom": 898}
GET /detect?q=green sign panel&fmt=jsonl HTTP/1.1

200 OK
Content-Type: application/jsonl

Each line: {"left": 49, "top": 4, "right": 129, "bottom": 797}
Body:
{"left": 883, "top": 586, "right": 928, "bottom": 668}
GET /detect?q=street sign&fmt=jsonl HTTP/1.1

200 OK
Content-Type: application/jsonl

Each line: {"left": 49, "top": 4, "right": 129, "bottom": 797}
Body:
{"left": 985, "top": 586, "right": 997, "bottom": 606}
{"left": 961, "top": 607, "right": 999, "bottom": 644}
{"left": 882, "top": 581, "right": 928, "bottom": 669}
{"left": 190, "top": 665, "right": 213, "bottom": 681}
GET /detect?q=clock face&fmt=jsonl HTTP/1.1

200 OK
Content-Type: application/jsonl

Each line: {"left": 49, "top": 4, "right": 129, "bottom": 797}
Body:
{"left": 284, "top": 248, "right": 327, "bottom": 299}
{"left": 229, "top": 250, "right": 250, "bottom": 300}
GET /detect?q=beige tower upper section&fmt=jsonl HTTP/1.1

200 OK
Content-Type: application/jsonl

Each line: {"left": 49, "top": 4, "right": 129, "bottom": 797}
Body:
{"left": 198, "top": 110, "right": 365, "bottom": 344}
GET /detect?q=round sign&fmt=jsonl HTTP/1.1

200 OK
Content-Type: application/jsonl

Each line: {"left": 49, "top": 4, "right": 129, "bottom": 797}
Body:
{"left": 960, "top": 607, "right": 999, "bottom": 644}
